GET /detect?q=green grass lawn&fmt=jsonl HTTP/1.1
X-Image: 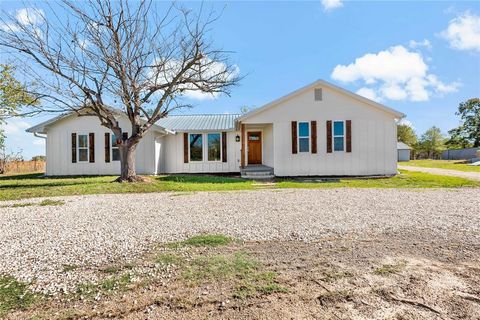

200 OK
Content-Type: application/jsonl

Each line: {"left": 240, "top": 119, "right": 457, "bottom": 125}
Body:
{"left": 0, "top": 170, "right": 478, "bottom": 201}
{"left": 400, "top": 160, "right": 480, "bottom": 172}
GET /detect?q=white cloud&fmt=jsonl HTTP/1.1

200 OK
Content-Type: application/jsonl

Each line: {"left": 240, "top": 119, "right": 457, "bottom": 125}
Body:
{"left": 321, "top": 0, "right": 343, "bottom": 12}
{"left": 397, "top": 118, "right": 414, "bottom": 128}
{"left": 149, "top": 58, "right": 240, "bottom": 101}
{"left": 409, "top": 39, "right": 432, "bottom": 50}
{"left": 441, "top": 12, "right": 480, "bottom": 52}
{"left": 331, "top": 45, "right": 459, "bottom": 102}
{"left": 356, "top": 87, "right": 381, "bottom": 102}
{"left": 0, "top": 7, "right": 45, "bottom": 32}
{"left": 15, "top": 8, "right": 45, "bottom": 25}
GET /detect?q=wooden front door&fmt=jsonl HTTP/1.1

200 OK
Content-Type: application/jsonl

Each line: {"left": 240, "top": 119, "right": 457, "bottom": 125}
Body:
{"left": 247, "top": 131, "right": 262, "bottom": 164}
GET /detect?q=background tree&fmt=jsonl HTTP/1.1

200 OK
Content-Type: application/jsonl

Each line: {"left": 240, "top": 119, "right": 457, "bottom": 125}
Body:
{"left": 0, "top": 1, "right": 240, "bottom": 182}
{"left": 418, "top": 126, "right": 445, "bottom": 159}
{"left": 0, "top": 64, "right": 39, "bottom": 121}
{"left": 397, "top": 120, "right": 418, "bottom": 159}
{"left": 446, "top": 98, "right": 480, "bottom": 148}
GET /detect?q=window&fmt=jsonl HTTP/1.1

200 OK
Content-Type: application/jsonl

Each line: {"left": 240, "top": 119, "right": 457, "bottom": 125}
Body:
{"left": 298, "top": 122, "right": 310, "bottom": 153}
{"left": 189, "top": 133, "right": 203, "bottom": 161}
{"left": 207, "top": 133, "right": 221, "bottom": 161}
{"left": 111, "top": 134, "right": 120, "bottom": 161}
{"left": 78, "top": 134, "right": 89, "bottom": 162}
{"left": 333, "top": 121, "right": 345, "bottom": 151}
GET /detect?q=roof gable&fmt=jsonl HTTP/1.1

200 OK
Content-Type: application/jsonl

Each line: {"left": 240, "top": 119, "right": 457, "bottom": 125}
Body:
{"left": 238, "top": 79, "right": 405, "bottom": 121}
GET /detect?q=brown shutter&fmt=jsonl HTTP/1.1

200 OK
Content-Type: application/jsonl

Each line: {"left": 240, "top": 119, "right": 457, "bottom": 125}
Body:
{"left": 105, "top": 133, "right": 110, "bottom": 163}
{"left": 71, "top": 133, "right": 77, "bottom": 163}
{"left": 222, "top": 132, "right": 227, "bottom": 162}
{"left": 311, "top": 121, "right": 317, "bottom": 154}
{"left": 89, "top": 133, "right": 95, "bottom": 163}
{"left": 122, "top": 132, "right": 128, "bottom": 141}
{"left": 346, "top": 120, "right": 352, "bottom": 153}
{"left": 183, "top": 132, "right": 189, "bottom": 163}
{"left": 326, "top": 121, "right": 332, "bottom": 153}
{"left": 291, "top": 121, "right": 298, "bottom": 154}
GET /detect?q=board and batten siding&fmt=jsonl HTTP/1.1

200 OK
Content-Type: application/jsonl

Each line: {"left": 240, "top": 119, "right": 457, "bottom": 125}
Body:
{"left": 161, "top": 131, "right": 241, "bottom": 173}
{"left": 241, "top": 85, "right": 398, "bottom": 176}
{"left": 45, "top": 115, "right": 161, "bottom": 176}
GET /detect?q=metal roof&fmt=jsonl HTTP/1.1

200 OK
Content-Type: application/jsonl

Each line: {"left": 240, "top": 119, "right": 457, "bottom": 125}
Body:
{"left": 156, "top": 114, "right": 240, "bottom": 131}
{"left": 397, "top": 142, "right": 412, "bottom": 150}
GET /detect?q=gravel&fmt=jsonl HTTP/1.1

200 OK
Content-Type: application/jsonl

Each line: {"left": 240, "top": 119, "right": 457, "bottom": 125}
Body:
{"left": 1, "top": 188, "right": 479, "bottom": 294}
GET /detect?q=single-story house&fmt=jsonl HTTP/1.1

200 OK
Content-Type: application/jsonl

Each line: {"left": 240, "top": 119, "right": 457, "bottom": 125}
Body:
{"left": 397, "top": 142, "right": 412, "bottom": 162}
{"left": 26, "top": 79, "right": 405, "bottom": 177}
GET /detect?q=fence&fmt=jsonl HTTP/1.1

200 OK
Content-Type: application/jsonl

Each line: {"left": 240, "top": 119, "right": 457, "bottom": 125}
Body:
{"left": 2, "top": 160, "right": 46, "bottom": 174}
{"left": 441, "top": 147, "right": 480, "bottom": 160}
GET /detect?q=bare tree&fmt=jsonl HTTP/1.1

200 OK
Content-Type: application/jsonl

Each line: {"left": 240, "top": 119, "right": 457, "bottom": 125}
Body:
{"left": 0, "top": 0, "right": 240, "bottom": 181}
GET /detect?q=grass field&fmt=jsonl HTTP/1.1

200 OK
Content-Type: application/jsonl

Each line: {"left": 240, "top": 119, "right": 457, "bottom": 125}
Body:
{"left": 402, "top": 160, "right": 480, "bottom": 172}
{"left": 0, "top": 170, "right": 478, "bottom": 201}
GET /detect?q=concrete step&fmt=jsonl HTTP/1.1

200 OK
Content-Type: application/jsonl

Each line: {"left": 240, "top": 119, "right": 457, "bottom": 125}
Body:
{"left": 242, "top": 174, "right": 275, "bottom": 180}
{"left": 242, "top": 170, "right": 274, "bottom": 176}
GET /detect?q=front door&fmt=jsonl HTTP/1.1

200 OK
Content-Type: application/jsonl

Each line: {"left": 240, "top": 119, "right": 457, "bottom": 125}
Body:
{"left": 247, "top": 131, "right": 262, "bottom": 164}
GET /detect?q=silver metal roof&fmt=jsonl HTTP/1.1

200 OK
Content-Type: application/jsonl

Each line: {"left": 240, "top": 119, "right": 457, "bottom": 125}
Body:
{"left": 156, "top": 114, "right": 240, "bottom": 131}
{"left": 397, "top": 142, "right": 412, "bottom": 150}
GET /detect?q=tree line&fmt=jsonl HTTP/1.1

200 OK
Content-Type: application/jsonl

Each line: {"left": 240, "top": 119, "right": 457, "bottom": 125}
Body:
{"left": 397, "top": 98, "right": 480, "bottom": 159}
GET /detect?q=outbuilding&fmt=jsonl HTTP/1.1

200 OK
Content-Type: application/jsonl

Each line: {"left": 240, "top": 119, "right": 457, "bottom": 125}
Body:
{"left": 397, "top": 142, "right": 412, "bottom": 162}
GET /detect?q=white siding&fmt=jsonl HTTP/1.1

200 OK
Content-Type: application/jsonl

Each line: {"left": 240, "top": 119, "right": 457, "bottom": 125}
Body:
{"left": 242, "top": 85, "right": 398, "bottom": 176}
{"left": 45, "top": 115, "right": 161, "bottom": 176}
{"left": 162, "top": 131, "right": 241, "bottom": 173}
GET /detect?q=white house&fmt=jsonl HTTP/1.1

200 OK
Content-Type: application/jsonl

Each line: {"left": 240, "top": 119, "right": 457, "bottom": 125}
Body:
{"left": 26, "top": 80, "right": 404, "bottom": 177}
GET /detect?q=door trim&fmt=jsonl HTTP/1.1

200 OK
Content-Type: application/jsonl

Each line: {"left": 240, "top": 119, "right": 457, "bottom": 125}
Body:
{"left": 246, "top": 129, "right": 263, "bottom": 165}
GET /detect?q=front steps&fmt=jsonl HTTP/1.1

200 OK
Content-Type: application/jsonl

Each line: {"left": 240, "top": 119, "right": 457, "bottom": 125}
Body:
{"left": 240, "top": 165, "right": 274, "bottom": 179}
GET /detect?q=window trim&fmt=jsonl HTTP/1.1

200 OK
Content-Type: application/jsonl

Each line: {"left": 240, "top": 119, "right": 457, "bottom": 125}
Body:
{"left": 77, "top": 133, "right": 89, "bottom": 162}
{"left": 332, "top": 120, "right": 346, "bottom": 152}
{"left": 188, "top": 133, "right": 204, "bottom": 162}
{"left": 207, "top": 132, "right": 222, "bottom": 162}
{"left": 297, "top": 121, "right": 310, "bottom": 153}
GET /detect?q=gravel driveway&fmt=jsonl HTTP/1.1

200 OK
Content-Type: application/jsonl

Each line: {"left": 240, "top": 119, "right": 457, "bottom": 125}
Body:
{"left": 399, "top": 164, "right": 480, "bottom": 181}
{"left": 1, "top": 188, "right": 479, "bottom": 294}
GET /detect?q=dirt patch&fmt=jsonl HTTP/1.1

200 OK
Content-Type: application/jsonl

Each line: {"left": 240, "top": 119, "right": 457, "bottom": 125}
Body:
{"left": 6, "top": 232, "right": 480, "bottom": 320}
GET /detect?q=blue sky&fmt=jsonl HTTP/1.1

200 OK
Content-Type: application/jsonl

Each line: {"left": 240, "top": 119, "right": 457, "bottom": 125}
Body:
{"left": 1, "top": 0, "right": 479, "bottom": 159}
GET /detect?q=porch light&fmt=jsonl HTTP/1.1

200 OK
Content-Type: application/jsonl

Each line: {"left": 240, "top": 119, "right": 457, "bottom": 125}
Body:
{"left": 235, "top": 135, "right": 240, "bottom": 142}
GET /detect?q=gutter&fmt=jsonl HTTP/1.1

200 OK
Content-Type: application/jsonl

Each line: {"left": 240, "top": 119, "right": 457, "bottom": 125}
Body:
{"left": 33, "top": 132, "right": 47, "bottom": 139}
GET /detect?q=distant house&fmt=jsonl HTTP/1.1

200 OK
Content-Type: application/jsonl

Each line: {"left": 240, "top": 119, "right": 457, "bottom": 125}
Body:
{"left": 26, "top": 80, "right": 404, "bottom": 177}
{"left": 397, "top": 142, "right": 412, "bottom": 162}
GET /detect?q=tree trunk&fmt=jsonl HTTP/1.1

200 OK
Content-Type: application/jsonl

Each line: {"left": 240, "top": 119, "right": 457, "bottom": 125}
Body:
{"left": 116, "top": 139, "right": 145, "bottom": 182}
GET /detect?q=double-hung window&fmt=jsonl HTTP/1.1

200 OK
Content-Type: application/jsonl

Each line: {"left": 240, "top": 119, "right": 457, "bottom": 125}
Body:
{"left": 298, "top": 122, "right": 310, "bottom": 153}
{"left": 78, "top": 134, "right": 89, "bottom": 162}
{"left": 207, "top": 133, "right": 221, "bottom": 161}
{"left": 333, "top": 121, "right": 345, "bottom": 151}
{"left": 111, "top": 134, "right": 120, "bottom": 161}
{"left": 189, "top": 133, "right": 203, "bottom": 161}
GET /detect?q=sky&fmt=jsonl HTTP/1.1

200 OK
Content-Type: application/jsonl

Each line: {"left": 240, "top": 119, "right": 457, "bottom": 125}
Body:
{"left": 1, "top": 0, "right": 479, "bottom": 159}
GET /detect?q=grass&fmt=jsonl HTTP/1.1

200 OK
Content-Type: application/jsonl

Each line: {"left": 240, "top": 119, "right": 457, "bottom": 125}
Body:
{"left": 402, "top": 160, "right": 480, "bottom": 172}
{"left": 62, "top": 264, "right": 78, "bottom": 272}
{"left": 76, "top": 273, "right": 133, "bottom": 298}
{"left": 1, "top": 199, "right": 65, "bottom": 208}
{"left": 276, "top": 170, "right": 480, "bottom": 189}
{"left": 0, "top": 170, "right": 478, "bottom": 201}
{"left": 182, "top": 252, "right": 286, "bottom": 299}
{"left": 0, "top": 275, "right": 35, "bottom": 316}
{"left": 374, "top": 260, "right": 407, "bottom": 276}
{"left": 182, "top": 234, "right": 233, "bottom": 247}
